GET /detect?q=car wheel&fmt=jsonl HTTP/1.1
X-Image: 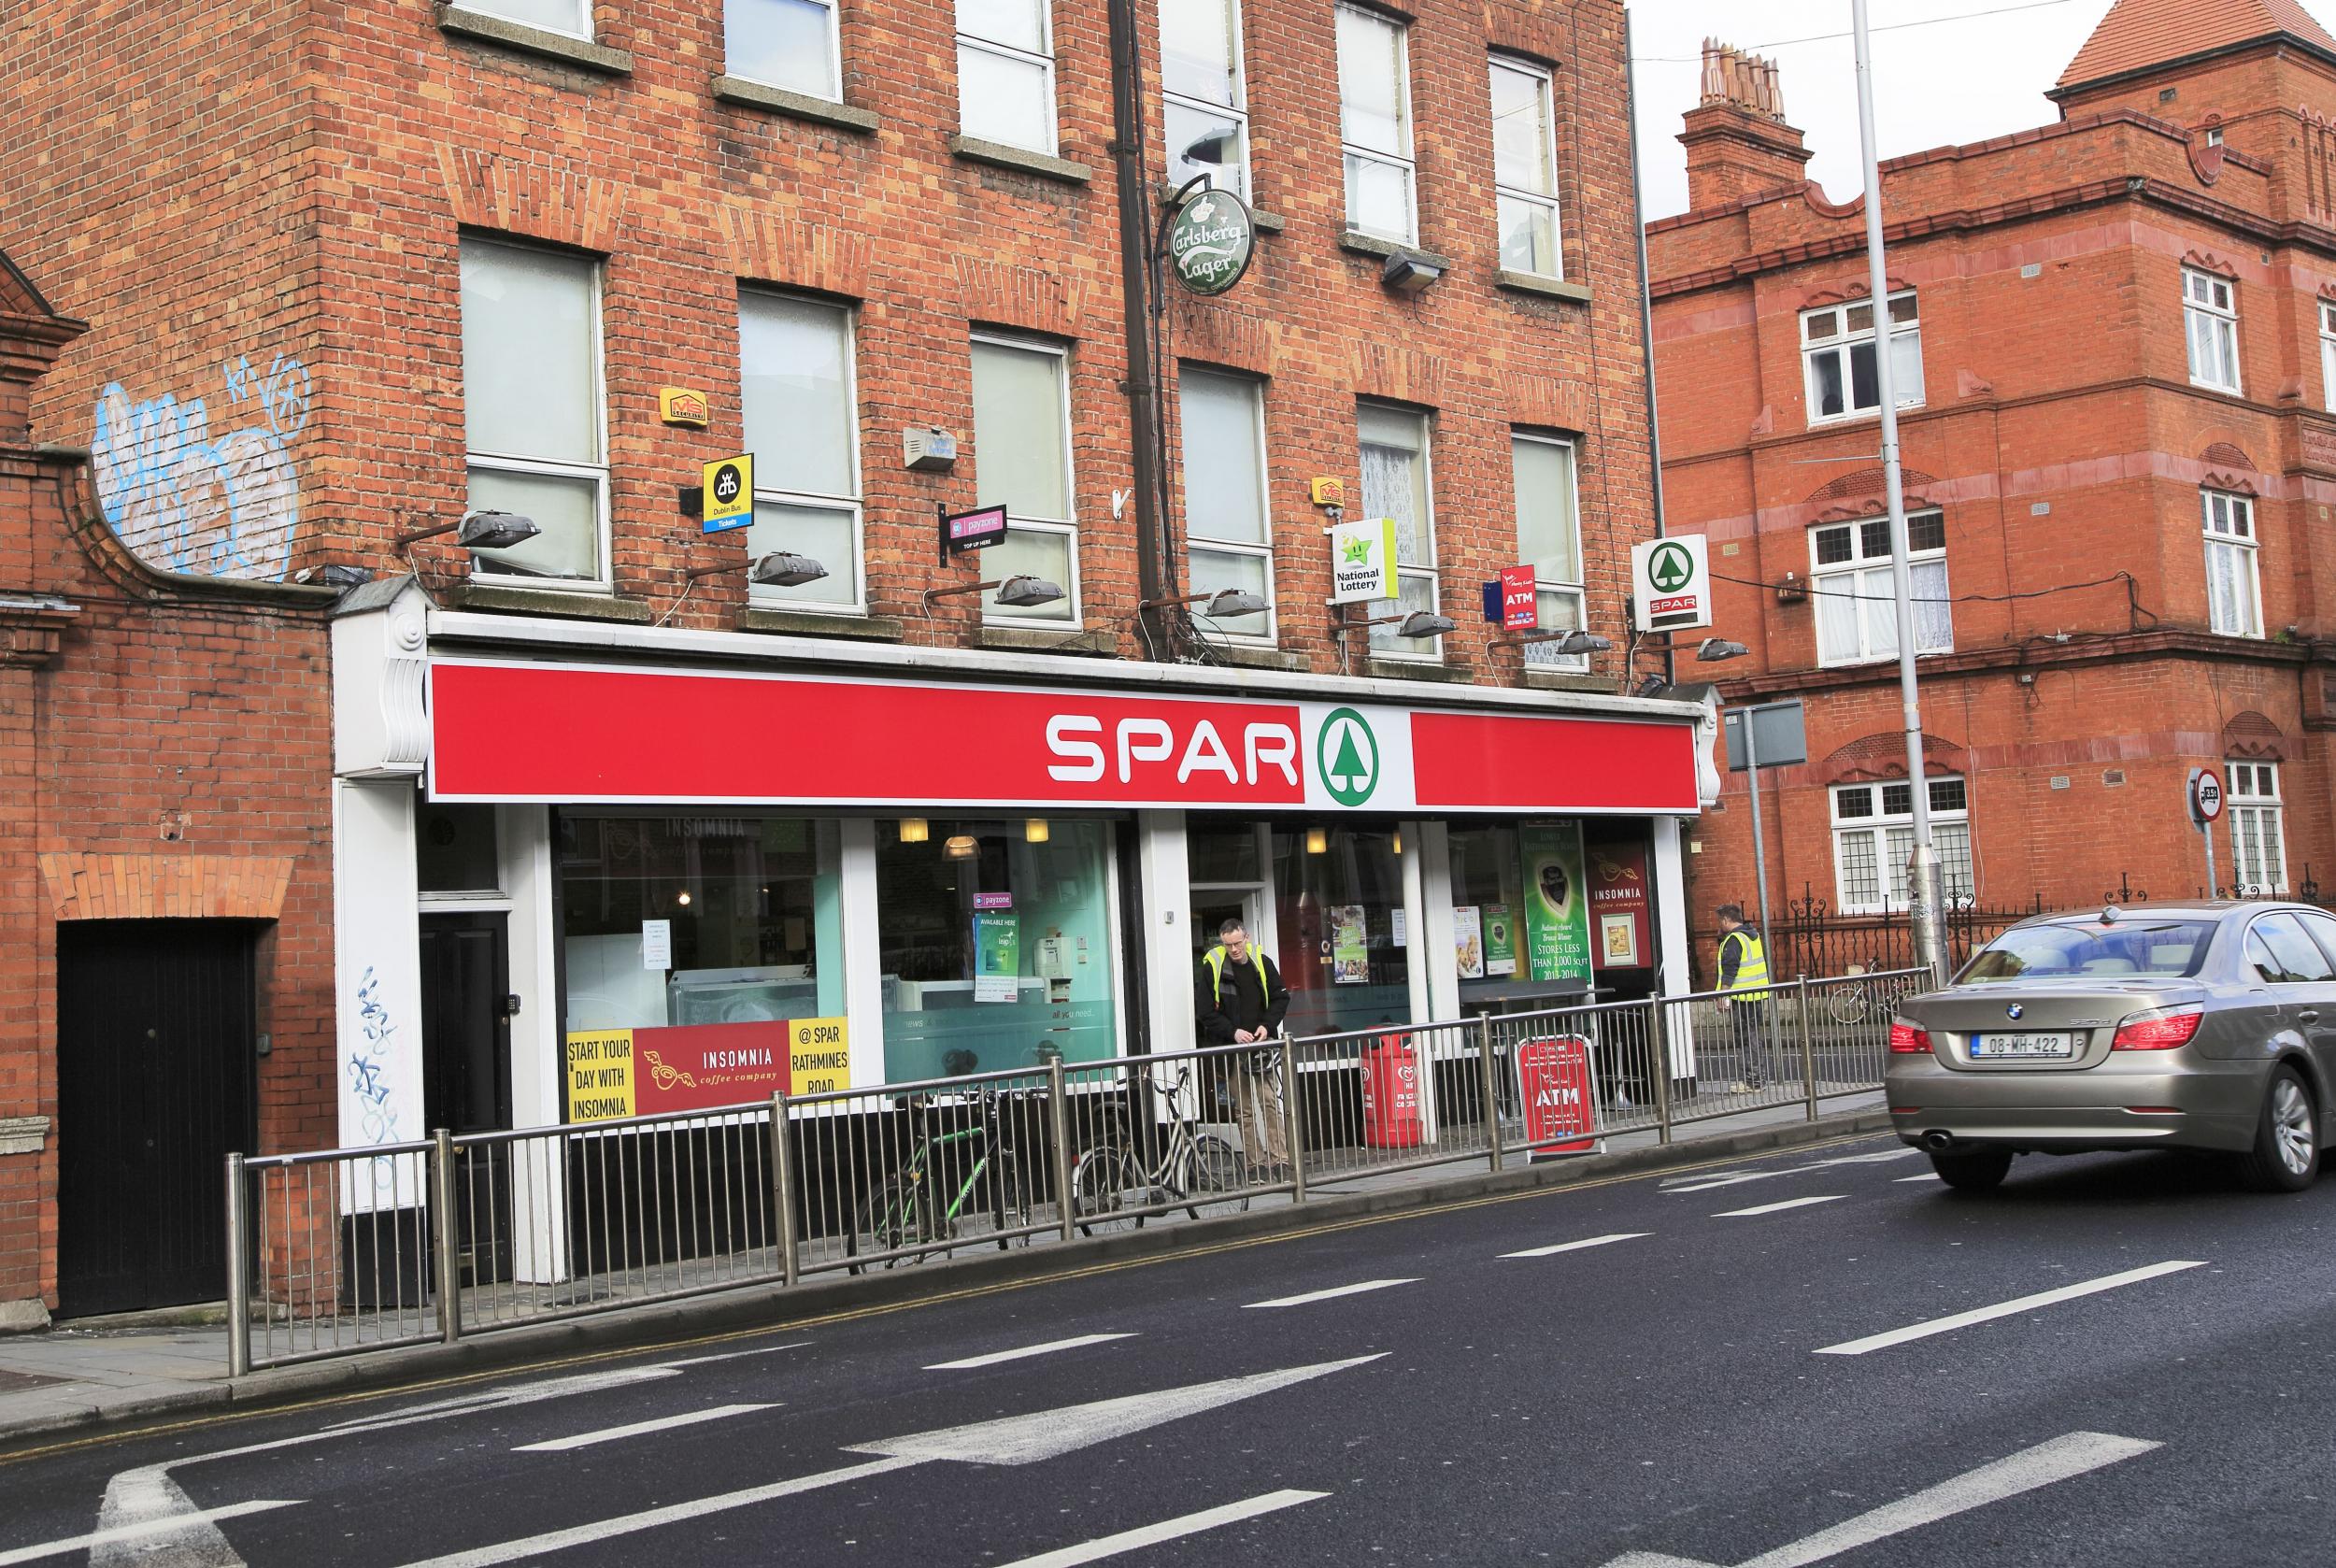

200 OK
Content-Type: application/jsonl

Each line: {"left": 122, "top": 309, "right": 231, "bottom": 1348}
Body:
{"left": 2239, "top": 1064, "right": 2320, "bottom": 1193}
{"left": 1929, "top": 1147, "right": 2013, "bottom": 1191}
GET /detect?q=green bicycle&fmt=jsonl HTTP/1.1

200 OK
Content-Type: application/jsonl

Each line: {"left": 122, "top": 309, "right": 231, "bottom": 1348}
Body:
{"left": 846, "top": 1086, "right": 1035, "bottom": 1273}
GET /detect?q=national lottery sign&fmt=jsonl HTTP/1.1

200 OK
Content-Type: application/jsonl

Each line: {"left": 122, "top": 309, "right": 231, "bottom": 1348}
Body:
{"left": 565, "top": 1017, "right": 848, "bottom": 1123}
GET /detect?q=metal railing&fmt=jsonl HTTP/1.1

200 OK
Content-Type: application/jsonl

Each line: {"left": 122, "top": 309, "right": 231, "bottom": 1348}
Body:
{"left": 226, "top": 969, "right": 1924, "bottom": 1374}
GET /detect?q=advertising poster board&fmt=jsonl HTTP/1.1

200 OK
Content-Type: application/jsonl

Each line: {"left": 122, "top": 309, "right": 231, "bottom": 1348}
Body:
{"left": 1330, "top": 905, "right": 1370, "bottom": 984}
{"left": 1588, "top": 841, "right": 1652, "bottom": 970}
{"left": 563, "top": 1017, "right": 849, "bottom": 1122}
{"left": 1483, "top": 905, "right": 1517, "bottom": 976}
{"left": 1517, "top": 1033, "right": 1599, "bottom": 1157}
{"left": 1519, "top": 822, "right": 1592, "bottom": 983}
{"left": 973, "top": 913, "right": 1021, "bottom": 1002}
{"left": 1453, "top": 905, "right": 1486, "bottom": 978}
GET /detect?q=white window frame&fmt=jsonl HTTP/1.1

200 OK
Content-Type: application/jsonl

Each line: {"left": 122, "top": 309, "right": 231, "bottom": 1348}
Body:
{"left": 1335, "top": 4, "right": 1417, "bottom": 246}
{"left": 1512, "top": 430, "right": 1585, "bottom": 671}
{"left": 956, "top": 0, "right": 1058, "bottom": 154}
{"left": 2184, "top": 268, "right": 2241, "bottom": 393}
{"left": 1178, "top": 365, "right": 1275, "bottom": 647}
{"left": 725, "top": 0, "right": 844, "bottom": 102}
{"left": 1800, "top": 291, "right": 1922, "bottom": 426}
{"left": 971, "top": 331, "right": 1081, "bottom": 629}
{"left": 1488, "top": 54, "right": 1561, "bottom": 280}
{"left": 462, "top": 238, "right": 612, "bottom": 593}
{"left": 739, "top": 289, "right": 863, "bottom": 616}
{"left": 1808, "top": 509, "right": 1952, "bottom": 667}
{"left": 2318, "top": 299, "right": 2336, "bottom": 412}
{"left": 1830, "top": 777, "right": 1973, "bottom": 917}
{"left": 1358, "top": 400, "right": 1439, "bottom": 662}
{"left": 2201, "top": 488, "right": 2263, "bottom": 638}
{"left": 2228, "top": 762, "right": 2289, "bottom": 895}
{"left": 465, "top": 0, "right": 593, "bottom": 41}
{"left": 1160, "top": 0, "right": 1252, "bottom": 199}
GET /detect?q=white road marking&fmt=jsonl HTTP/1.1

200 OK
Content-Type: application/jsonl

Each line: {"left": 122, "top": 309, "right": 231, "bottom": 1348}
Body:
{"left": 513, "top": 1403, "right": 776, "bottom": 1452}
{"left": 1597, "top": 1430, "right": 2160, "bottom": 1568}
{"left": 0, "top": 1498, "right": 296, "bottom": 1568}
{"left": 1668, "top": 1150, "right": 1914, "bottom": 1195}
{"left": 925, "top": 1332, "right": 1136, "bottom": 1370}
{"left": 1895, "top": 1173, "right": 1942, "bottom": 1183}
{"left": 992, "top": 1490, "right": 1329, "bottom": 1567}
{"left": 1502, "top": 1233, "right": 1652, "bottom": 1260}
{"left": 393, "top": 1356, "right": 1385, "bottom": 1568}
{"left": 1816, "top": 1261, "right": 2208, "bottom": 1355}
{"left": 1243, "top": 1278, "right": 1418, "bottom": 1309}
{"left": 654, "top": 1339, "right": 812, "bottom": 1368}
{"left": 1715, "top": 1195, "right": 1845, "bottom": 1218}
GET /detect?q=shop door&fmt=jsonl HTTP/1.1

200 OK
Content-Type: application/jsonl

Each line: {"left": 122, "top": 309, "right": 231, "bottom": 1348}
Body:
{"left": 418, "top": 913, "right": 513, "bottom": 1286}
{"left": 56, "top": 919, "right": 258, "bottom": 1318}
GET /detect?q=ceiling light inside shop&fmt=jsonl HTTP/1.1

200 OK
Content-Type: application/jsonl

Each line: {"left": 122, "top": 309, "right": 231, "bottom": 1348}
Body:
{"left": 677, "top": 890, "right": 692, "bottom": 906}
{"left": 899, "top": 819, "right": 930, "bottom": 843}
{"left": 1025, "top": 818, "right": 1049, "bottom": 843}
{"left": 944, "top": 834, "right": 980, "bottom": 860}
{"left": 1391, "top": 829, "right": 1403, "bottom": 855}
{"left": 1306, "top": 826, "right": 1327, "bottom": 855}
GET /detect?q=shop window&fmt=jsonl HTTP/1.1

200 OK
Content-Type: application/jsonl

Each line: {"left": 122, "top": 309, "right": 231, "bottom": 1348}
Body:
{"left": 2202, "top": 489, "right": 2262, "bottom": 638}
{"left": 1179, "top": 366, "right": 1274, "bottom": 645}
{"left": 2229, "top": 762, "right": 2286, "bottom": 894}
{"left": 558, "top": 816, "right": 846, "bottom": 1033}
{"left": 418, "top": 803, "right": 502, "bottom": 894}
{"left": 1512, "top": 431, "right": 1586, "bottom": 670}
{"left": 875, "top": 818, "right": 1118, "bottom": 1082}
{"left": 1358, "top": 402, "right": 1440, "bottom": 659}
{"left": 971, "top": 335, "right": 1080, "bottom": 624}
{"left": 957, "top": 0, "right": 1057, "bottom": 152}
{"left": 1447, "top": 822, "right": 1601, "bottom": 1005}
{"left": 460, "top": 239, "right": 609, "bottom": 587}
{"left": 1801, "top": 292, "right": 1921, "bottom": 425}
{"left": 1489, "top": 55, "right": 1560, "bottom": 278}
{"left": 1161, "top": 0, "right": 1251, "bottom": 198}
{"left": 1830, "top": 777, "right": 1973, "bottom": 915}
{"left": 740, "top": 291, "right": 862, "bottom": 612}
{"left": 1336, "top": 4, "right": 1415, "bottom": 244}
{"left": 1272, "top": 824, "right": 1408, "bottom": 1036}
{"left": 1811, "top": 510, "right": 1951, "bottom": 665}
{"left": 726, "top": 0, "right": 842, "bottom": 101}
{"left": 2184, "top": 268, "right": 2240, "bottom": 393}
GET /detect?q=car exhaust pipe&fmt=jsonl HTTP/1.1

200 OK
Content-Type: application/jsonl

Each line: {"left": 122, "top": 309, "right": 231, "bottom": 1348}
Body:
{"left": 1923, "top": 1130, "right": 1956, "bottom": 1152}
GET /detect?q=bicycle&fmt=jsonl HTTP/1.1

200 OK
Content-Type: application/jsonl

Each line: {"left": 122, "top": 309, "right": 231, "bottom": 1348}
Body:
{"left": 1826, "top": 962, "right": 1876, "bottom": 1025}
{"left": 1068, "top": 1058, "right": 1253, "bottom": 1236}
{"left": 846, "top": 1086, "right": 1035, "bottom": 1272}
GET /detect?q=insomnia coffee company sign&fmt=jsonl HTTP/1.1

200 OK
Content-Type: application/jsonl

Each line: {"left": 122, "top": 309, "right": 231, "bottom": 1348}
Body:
{"left": 1167, "top": 187, "right": 1256, "bottom": 297}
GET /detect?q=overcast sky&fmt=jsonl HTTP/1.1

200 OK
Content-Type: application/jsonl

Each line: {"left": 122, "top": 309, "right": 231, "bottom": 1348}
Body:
{"left": 1628, "top": 0, "right": 2333, "bottom": 221}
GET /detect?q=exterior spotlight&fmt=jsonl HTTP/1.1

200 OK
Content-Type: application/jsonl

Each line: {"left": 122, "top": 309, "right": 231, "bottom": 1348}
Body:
{"left": 1381, "top": 253, "right": 1444, "bottom": 293}
{"left": 1494, "top": 628, "right": 1613, "bottom": 655}
{"left": 1396, "top": 609, "right": 1457, "bottom": 638}
{"left": 751, "top": 551, "right": 829, "bottom": 588}
{"left": 1142, "top": 588, "right": 1269, "bottom": 617}
{"left": 993, "top": 575, "right": 1066, "bottom": 608}
{"left": 1696, "top": 637, "right": 1750, "bottom": 662}
{"left": 318, "top": 563, "right": 373, "bottom": 590}
{"left": 395, "top": 508, "right": 542, "bottom": 550}
{"left": 1633, "top": 674, "right": 1669, "bottom": 700}
{"left": 1180, "top": 128, "right": 1238, "bottom": 166}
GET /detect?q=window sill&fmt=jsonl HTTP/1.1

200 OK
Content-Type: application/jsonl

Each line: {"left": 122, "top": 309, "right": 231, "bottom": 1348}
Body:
{"left": 1497, "top": 271, "right": 1589, "bottom": 304}
{"left": 949, "top": 135, "right": 1091, "bottom": 185}
{"left": 1338, "top": 231, "right": 1455, "bottom": 271}
{"left": 434, "top": 4, "right": 634, "bottom": 74}
{"left": 445, "top": 582, "right": 654, "bottom": 622}
{"left": 1522, "top": 668, "right": 1604, "bottom": 692}
{"left": 977, "top": 624, "right": 1118, "bottom": 656}
{"left": 710, "top": 75, "right": 877, "bottom": 134}
{"left": 1805, "top": 403, "right": 1925, "bottom": 430}
{"left": 738, "top": 606, "right": 904, "bottom": 640}
{"left": 1207, "top": 645, "right": 1308, "bottom": 673}
{"left": 1364, "top": 656, "right": 1472, "bottom": 684}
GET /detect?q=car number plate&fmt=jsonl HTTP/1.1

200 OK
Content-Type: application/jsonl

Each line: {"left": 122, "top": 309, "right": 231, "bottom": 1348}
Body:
{"left": 1970, "top": 1032, "right": 2072, "bottom": 1059}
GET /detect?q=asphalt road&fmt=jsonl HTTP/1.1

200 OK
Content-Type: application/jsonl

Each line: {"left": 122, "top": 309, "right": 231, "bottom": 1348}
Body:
{"left": 7, "top": 1132, "right": 2335, "bottom": 1567}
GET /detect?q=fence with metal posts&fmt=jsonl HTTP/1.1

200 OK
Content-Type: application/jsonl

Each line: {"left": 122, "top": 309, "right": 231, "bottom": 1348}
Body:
{"left": 1748, "top": 886, "right": 2041, "bottom": 983}
{"left": 224, "top": 969, "right": 1925, "bottom": 1375}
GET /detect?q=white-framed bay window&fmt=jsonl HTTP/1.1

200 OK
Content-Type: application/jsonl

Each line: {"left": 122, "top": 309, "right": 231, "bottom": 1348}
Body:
{"left": 739, "top": 290, "right": 862, "bottom": 612}
{"left": 1336, "top": 4, "right": 1415, "bottom": 244}
{"left": 1358, "top": 401, "right": 1438, "bottom": 658}
{"left": 1512, "top": 430, "right": 1584, "bottom": 669}
{"left": 956, "top": 0, "right": 1057, "bottom": 152}
{"left": 2320, "top": 299, "right": 2336, "bottom": 411}
{"left": 460, "top": 237, "right": 609, "bottom": 589}
{"left": 726, "top": 0, "right": 842, "bottom": 101}
{"left": 1489, "top": 55, "right": 1560, "bottom": 278}
{"left": 1802, "top": 292, "right": 1922, "bottom": 424}
{"left": 1161, "top": 0, "right": 1251, "bottom": 198}
{"left": 2202, "top": 488, "right": 2262, "bottom": 638}
{"left": 1178, "top": 364, "right": 1274, "bottom": 644}
{"left": 971, "top": 333, "right": 1079, "bottom": 625}
{"left": 1831, "top": 776, "right": 1973, "bottom": 915}
{"left": 2184, "top": 268, "right": 2241, "bottom": 393}
{"left": 463, "top": 0, "right": 591, "bottom": 39}
{"left": 1811, "top": 509, "right": 1951, "bottom": 666}
{"left": 2228, "top": 762, "right": 2288, "bottom": 894}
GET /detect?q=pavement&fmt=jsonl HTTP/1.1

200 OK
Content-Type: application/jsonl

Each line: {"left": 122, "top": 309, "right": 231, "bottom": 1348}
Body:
{"left": 0, "top": 1123, "right": 2328, "bottom": 1566}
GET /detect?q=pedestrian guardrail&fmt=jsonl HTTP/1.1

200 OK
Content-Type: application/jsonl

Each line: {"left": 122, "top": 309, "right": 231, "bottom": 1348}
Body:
{"left": 225, "top": 970, "right": 1925, "bottom": 1375}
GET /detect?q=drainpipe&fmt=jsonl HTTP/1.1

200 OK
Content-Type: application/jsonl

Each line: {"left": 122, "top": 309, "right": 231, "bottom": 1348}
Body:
{"left": 1106, "top": 0, "right": 1170, "bottom": 656}
{"left": 1625, "top": 9, "right": 1675, "bottom": 690}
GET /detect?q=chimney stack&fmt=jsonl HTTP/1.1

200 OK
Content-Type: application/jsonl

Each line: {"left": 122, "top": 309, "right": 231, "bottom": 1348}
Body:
{"left": 1679, "top": 39, "right": 1812, "bottom": 211}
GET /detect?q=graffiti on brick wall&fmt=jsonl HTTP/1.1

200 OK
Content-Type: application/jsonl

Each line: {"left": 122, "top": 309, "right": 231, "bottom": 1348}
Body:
{"left": 90, "top": 351, "right": 310, "bottom": 580}
{"left": 350, "top": 964, "right": 406, "bottom": 1196}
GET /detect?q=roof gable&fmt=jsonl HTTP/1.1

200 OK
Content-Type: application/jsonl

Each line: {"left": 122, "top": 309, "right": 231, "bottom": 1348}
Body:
{"left": 2058, "top": 0, "right": 2336, "bottom": 89}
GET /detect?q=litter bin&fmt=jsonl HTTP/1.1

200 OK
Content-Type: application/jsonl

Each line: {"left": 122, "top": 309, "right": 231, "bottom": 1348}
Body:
{"left": 1360, "top": 1032, "right": 1426, "bottom": 1148}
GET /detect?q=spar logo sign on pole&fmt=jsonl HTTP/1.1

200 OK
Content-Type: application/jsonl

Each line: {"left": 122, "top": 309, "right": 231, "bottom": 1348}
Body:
{"left": 1631, "top": 535, "right": 1712, "bottom": 632}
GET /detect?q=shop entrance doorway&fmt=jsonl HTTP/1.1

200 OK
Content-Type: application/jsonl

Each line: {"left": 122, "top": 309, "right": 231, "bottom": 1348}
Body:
{"left": 418, "top": 912, "right": 513, "bottom": 1288}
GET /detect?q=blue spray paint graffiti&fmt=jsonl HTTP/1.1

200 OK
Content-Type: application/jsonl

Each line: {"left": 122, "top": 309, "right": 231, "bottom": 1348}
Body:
{"left": 90, "top": 351, "right": 307, "bottom": 581}
{"left": 350, "top": 966, "right": 406, "bottom": 1196}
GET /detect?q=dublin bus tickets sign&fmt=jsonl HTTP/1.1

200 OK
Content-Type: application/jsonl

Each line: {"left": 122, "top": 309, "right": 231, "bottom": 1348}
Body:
{"left": 1167, "top": 188, "right": 1256, "bottom": 297}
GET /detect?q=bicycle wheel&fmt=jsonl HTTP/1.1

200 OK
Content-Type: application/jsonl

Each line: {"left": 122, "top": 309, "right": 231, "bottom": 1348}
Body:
{"left": 845, "top": 1174, "right": 927, "bottom": 1273}
{"left": 988, "top": 1149, "right": 1033, "bottom": 1248}
{"left": 1829, "top": 985, "right": 1870, "bottom": 1027}
{"left": 1069, "top": 1146, "right": 1147, "bottom": 1236}
{"left": 1186, "top": 1133, "right": 1251, "bottom": 1218}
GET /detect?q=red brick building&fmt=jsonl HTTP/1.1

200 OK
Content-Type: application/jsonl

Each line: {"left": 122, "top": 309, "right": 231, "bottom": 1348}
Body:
{"left": 3, "top": 0, "right": 1711, "bottom": 1319}
{"left": 1648, "top": 1, "right": 2336, "bottom": 974}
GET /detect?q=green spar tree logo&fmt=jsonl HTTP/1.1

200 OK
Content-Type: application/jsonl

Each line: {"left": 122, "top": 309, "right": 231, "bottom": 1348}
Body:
{"left": 1316, "top": 708, "right": 1380, "bottom": 807}
{"left": 1646, "top": 541, "right": 1693, "bottom": 594}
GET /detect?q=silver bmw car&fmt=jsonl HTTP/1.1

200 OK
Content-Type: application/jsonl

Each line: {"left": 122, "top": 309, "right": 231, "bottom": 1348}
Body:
{"left": 1886, "top": 902, "right": 2336, "bottom": 1191}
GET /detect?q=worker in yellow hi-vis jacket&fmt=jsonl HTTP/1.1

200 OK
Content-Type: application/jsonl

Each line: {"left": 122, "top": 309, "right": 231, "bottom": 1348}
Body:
{"left": 1715, "top": 902, "right": 1773, "bottom": 1092}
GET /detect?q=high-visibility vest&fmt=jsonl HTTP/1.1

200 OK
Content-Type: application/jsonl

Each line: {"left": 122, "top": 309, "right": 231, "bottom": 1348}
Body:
{"left": 1203, "top": 944, "right": 1270, "bottom": 1008}
{"left": 1720, "top": 929, "right": 1771, "bottom": 1002}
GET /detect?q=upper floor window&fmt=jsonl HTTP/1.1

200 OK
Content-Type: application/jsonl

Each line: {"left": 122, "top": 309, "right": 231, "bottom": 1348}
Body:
{"left": 2318, "top": 300, "right": 2335, "bottom": 411}
{"left": 2184, "top": 268, "right": 2240, "bottom": 392}
{"left": 1337, "top": 5, "right": 1415, "bottom": 245}
{"left": 1489, "top": 56, "right": 1560, "bottom": 278}
{"left": 1512, "top": 432, "right": 1584, "bottom": 669}
{"left": 1178, "top": 366, "right": 1275, "bottom": 644}
{"left": 1161, "top": 0, "right": 1250, "bottom": 198}
{"left": 1358, "top": 402, "right": 1438, "bottom": 658}
{"left": 726, "top": 0, "right": 842, "bottom": 100}
{"left": 2229, "top": 763, "right": 2287, "bottom": 895}
{"left": 1810, "top": 510, "right": 1950, "bottom": 666}
{"left": 2202, "top": 488, "right": 2261, "bottom": 638}
{"left": 971, "top": 334, "right": 1078, "bottom": 625}
{"left": 459, "top": 238, "right": 608, "bottom": 588}
{"left": 957, "top": 0, "right": 1056, "bottom": 153}
{"left": 1831, "top": 776, "right": 1973, "bottom": 916}
{"left": 1801, "top": 292, "right": 1921, "bottom": 424}
{"left": 467, "top": 0, "right": 591, "bottom": 39}
{"left": 739, "top": 292, "right": 862, "bottom": 612}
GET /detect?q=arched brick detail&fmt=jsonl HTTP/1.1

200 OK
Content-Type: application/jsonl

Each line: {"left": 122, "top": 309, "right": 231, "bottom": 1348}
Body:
{"left": 2200, "top": 440, "right": 2253, "bottom": 470}
{"left": 40, "top": 853, "right": 295, "bottom": 921}
{"left": 953, "top": 258, "right": 1091, "bottom": 337}
{"left": 2183, "top": 248, "right": 2239, "bottom": 278}
{"left": 1806, "top": 464, "right": 1939, "bottom": 504}
{"left": 2222, "top": 709, "right": 2287, "bottom": 762}
{"left": 1500, "top": 370, "right": 1591, "bottom": 432}
{"left": 723, "top": 208, "right": 871, "bottom": 298}
{"left": 1170, "top": 300, "right": 1278, "bottom": 377}
{"left": 434, "top": 147, "right": 631, "bottom": 251}
{"left": 1353, "top": 342, "right": 1444, "bottom": 407}
{"left": 1817, "top": 732, "right": 1967, "bottom": 786}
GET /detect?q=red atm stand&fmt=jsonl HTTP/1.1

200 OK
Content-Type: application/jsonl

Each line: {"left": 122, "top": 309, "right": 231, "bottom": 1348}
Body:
{"left": 1360, "top": 1033, "right": 1426, "bottom": 1148}
{"left": 1517, "top": 1033, "right": 1600, "bottom": 1158}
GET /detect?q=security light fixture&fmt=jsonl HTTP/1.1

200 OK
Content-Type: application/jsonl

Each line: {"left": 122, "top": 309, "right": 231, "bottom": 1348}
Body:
{"left": 1329, "top": 607, "right": 1457, "bottom": 645}
{"left": 923, "top": 576, "right": 1068, "bottom": 611}
{"left": 1140, "top": 588, "right": 1270, "bottom": 618}
{"left": 1494, "top": 628, "right": 1612, "bottom": 655}
{"left": 751, "top": 551, "right": 829, "bottom": 588}
{"left": 943, "top": 834, "right": 980, "bottom": 861}
{"left": 395, "top": 508, "right": 542, "bottom": 551}
{"left": 1633, "top": 674, "right": 1670, "bottom": 700}
{"left": 1179, "top": 129, "right": 1238, "bottom": 167}
{"left": 1381, "top": 253, "right": 1444, "bottom": 293}
{"left": 1696, "top": 637, "right": 1750, "bottom": 662}
{"left": 317, "top": 563, "right": 373, "bottom": 590}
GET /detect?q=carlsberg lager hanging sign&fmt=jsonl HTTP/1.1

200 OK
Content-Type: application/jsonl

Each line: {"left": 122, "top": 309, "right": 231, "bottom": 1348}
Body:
{"left": 1167, "top": 187, "right": 1257, "bottom": 297}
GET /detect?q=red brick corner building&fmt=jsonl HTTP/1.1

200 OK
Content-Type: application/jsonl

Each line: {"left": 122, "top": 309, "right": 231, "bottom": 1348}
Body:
{"left": 1649, "top": 0, "right": 2336, "bottom": 970}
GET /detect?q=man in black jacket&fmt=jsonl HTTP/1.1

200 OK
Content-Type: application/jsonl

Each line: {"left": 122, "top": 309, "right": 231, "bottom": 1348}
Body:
{"left": 1195, "top": 918, "right": 1292, "bottom": 1176}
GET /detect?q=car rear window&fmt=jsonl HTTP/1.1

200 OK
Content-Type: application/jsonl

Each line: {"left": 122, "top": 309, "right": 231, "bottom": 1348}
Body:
{"left": 1960, "top": 919, "right": 2215, "bottom": 981}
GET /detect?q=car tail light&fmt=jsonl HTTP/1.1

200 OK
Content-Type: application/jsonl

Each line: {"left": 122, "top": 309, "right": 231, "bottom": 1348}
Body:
{"left": 2110, "top": 1005, "right": 2204, "bottom": 1052}
{"left": 1888, "top": 1019, "right": 1932, "bottom": 1054}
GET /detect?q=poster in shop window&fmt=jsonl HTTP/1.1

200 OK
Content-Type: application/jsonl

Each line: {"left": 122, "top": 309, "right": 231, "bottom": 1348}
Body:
{"left": 1453, "top": 905, "right": 1486, "bottom": 978}
{"left": 1519, "top": 822, "right": 1593, "bottom": 983}
{"left": 1330, "top": 905, "right": 1370, "bottom": 984}
{"left": 1483, "top": 904, "right": 1517, "bottom": 976}
{"left": 973, "top": 912, "right": 1021, "bottom": 1002}
{"left": 1588, "top": 840, "right": 1652, "bottom": 970}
